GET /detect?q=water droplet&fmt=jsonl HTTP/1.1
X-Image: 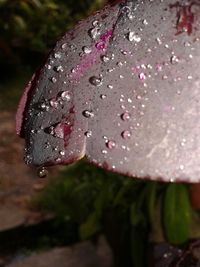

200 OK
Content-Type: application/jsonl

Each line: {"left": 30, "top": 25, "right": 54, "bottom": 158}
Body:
{"left": 47, "top": 122, "right": 71, "bottom": 139}
{"left": 59, "top": 150, "right": 65, "bottom": 156}
{"left": 102, "top": 150, "right": 108, "bottom": 154}
{"left": 82, "top": 46, "right": 92, "bottom": 54}
{"left": 95, "top": 41, "right": 105, "bottom": 50}
{"left": 170, "top": 55, "right": 179, "bottom": 65}
{"left": 37, "top": 167, "right": 48, "bottom": 178}
{"left": 88, "top": 27, "right": 100, "bottom": 39}
{"left": 121, "top": 130, "right": 131, "bottom": 139}
{"left": 61, "top": 91, "right": 71, "bottom": 101}
{"left": 101, "top": 55, "right": 110, "bottom": 63}
{"left": 55, "top": 65, "right": 64, "bottom": 72}
{"left": 106, "top": 140, "right": 116, "bottom": 149}
{"left": 128, "top": 31, "right": 141, "bottom": 42}
{"left": 139, "top": 72, "right": 146, "bottom": 81}
{"left": 107, "top": 84, "right": 113, "bottom": 89}
{"left": 61, "top": 43, "right": 67, "bottom": 49}
{"left": 156, "top": 37, "right": 162, "bottom": 45}
{"left": 121, "top": 112, "right": 130, "bottom": 121}
{"left": 39, "top": 102, "right": 48, "bottom": 111}
{"left": 100, "top": 94, "right": 106, "bottom": 100}
{"left": 50, "top": 98, "right": 59, "bottom": 108}
{"left": 82, "top": 110, "right": 94, "bottom": 118}
{"left": 92, "top": 20, "right": 99, "bottom": 27}
{"left": 85, "top": 130, "right": 92, "bottom": 137}
{"left": 51, "top": 77, "right": 57, "bottom": 83}
{"left": 89, "top": 76, "right": 102, "bottom": 86}
{"left": 54, "top": 52, "right": 61, "bottom": 59}
{"left": 142, "top": 19, "right": 148, "bottom": 25}
{"left": 179, "top": 164, "right": 184, "bottom": 170}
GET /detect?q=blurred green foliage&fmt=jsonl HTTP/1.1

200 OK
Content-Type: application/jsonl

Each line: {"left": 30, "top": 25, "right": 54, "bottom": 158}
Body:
{"left": 34, "top": 160, "right": 194, "bottom": 267}
{"left": 0, "top": 0, "right": 105, "bottom": 76}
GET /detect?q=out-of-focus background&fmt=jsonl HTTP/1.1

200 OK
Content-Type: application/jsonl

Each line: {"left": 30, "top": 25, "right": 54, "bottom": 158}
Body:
{"left": 1, "top": 1, "right": 200, "bottom": 267}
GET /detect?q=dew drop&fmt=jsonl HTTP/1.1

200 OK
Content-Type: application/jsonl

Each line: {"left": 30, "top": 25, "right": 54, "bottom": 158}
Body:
{"left": 89, "top": 76, "right": 102, "bottom": 86}
{"left": 101, "top": 55, "right": 110, "bottom": 63}
{"left": 49, "top": 98, "right": 59, "bottom": 108}
{"left": 88, "top": 27, "right": 100, "bottom": 39}
{"left": 82, "top": 110, "right": 94, "bottom": 118}
{"left": 59, "top": 150, "right": 65, "bottom": 156}
{"left": 142, "top": 19, "right": 148, "bottom": 25}
{"left": 85, "top": 130, "right": 92, "bottom": 137}
{"left": 92, "top": 20, "right": 99, "bottom": 27}
{"left": 121, "top": 112, "right": 130, "bottom": 121}
{"left": 128, "top": 31, "right": 141, "bottom": 42}
{"left": 54, "top": 52, "right": 61, "bottom": 59}
{"left": 138, "top": 72, "right": 146, "bottom": 81}
{"left": 55, "top": 65, "right": 64, "bottom": 72}
{"left": 121, "top": 130, "right": 131, "bottom": 139}
{"left": 106, "top": 140, "right": 116, "bottom": 149}
{"left": 95, "top": 41, "right": 105, "bottom": 50}
{"left": 51, "top": 77, "right": 57, "bottom": 83}
{"left": 107, "top": 84, "right": 113, "bottom": 89}
{"left": 61, "top": 91, "right": 71, "bottom": 101}
{"left": 170, "top": 55, "right": 179, "bottom": 65}
{"left": 48, "top": 122, "right": 71, "bottom": 139}
{"left": 37, "top": 167, "right": 48, "bottom": 178}
{"left": 82, "top": 46, "right": 92, "bottom": 54}
{"left": 61, "top": 43, "right": 67, "bottom": 49}
{"left": 100, "top": 94, "right": 106, "bottom": 99}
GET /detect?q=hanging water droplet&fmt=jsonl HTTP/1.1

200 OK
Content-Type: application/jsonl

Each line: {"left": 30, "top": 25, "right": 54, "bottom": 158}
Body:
{"left": 82, "top": 110, "right": 94, "bottom": 118}
{"left": 121, "top": 130, "right": 131, "bottom": 139}
{"left": 37, "top": 167, "right": 48, "bottom": 178}
{"left": 89, "top": 76, "right": 102, "bottom": 86}
{"left": 121, "top": 112, "right": 130, "bottom": 121}
{"left": 106, "top": 140, "right": 116, "bottom": 149}
{"left": 61, "top": 91, "right": 71, "bottom": 101}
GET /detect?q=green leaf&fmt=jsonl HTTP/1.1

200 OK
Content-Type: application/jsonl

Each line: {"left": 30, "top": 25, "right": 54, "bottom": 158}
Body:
{"left": 130, "top": 202, "right": 145, "bottom": 226}
{"left": 163, "top": 183, "right": 191, "bottom": 245}
{"left": 131, "top": 225, "right": 148, "bottom": 267}
{"left": 79, "top": 212, "right": 100, "bottom": 240}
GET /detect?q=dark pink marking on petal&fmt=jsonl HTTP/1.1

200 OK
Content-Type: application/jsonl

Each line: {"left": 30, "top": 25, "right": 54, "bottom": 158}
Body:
{"left": 69, "top": 29, "right": 113, "bottom": 82}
